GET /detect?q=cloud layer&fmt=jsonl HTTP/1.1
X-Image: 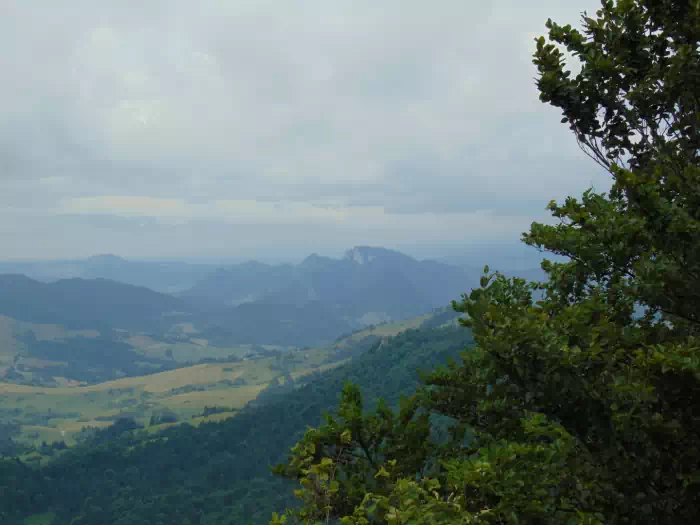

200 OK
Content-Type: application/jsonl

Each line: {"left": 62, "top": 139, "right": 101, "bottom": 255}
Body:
{"left": 0, "top": 0, "right": 608, "bottom": 261}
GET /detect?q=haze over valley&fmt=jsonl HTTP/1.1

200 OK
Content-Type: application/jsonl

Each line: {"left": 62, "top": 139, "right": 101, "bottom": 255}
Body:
{"left": 0, "top": 244, "right": 472, "bottom": 499}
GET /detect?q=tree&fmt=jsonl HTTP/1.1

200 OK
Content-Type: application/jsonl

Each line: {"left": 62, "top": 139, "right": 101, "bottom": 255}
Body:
{"left": 269, "top": 383, "right": 429, "bottom": 525}
{"left": 271, "top": 1, "right": 700, "bottom": 523}
{"left": 150, "top": 408, "right": 178, "bottom": 426}
{"left": 529, "top": 0, "right": 700, "bottom": 332}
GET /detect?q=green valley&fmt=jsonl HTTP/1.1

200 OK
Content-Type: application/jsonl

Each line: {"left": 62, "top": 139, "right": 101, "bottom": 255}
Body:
{"left": 0, "top": 320, "right": 473, "bottom": 525}
{"left": 0, "top": 311, "right": 454, "bottom": 451}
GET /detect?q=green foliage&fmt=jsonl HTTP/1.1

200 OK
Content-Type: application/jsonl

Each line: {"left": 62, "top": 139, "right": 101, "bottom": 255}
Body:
{"left": 149, "top": 408, "right": 179, "bottom": 426}
{"left": 272, "top": 384, "right": 432, "bottom": 524}
{"left": 271, "top": 2, "right": 700, "bottom": 524}
{"left": 0, "top": 422, "right": 26, "bottom": 457}
{"left": 530, "top": 0, "right": 700, "bottom": 331}
{"left": 20, "top": 333, "right": 178, "bottom": 384}
{"left": 0, "top": 459, "right": 48, "bottom": 524}
{"left": 0, "top": 324, "right": 471, "bottom": 525}
{"left": 534, "top": 0, "right": 699, "bottom": 173}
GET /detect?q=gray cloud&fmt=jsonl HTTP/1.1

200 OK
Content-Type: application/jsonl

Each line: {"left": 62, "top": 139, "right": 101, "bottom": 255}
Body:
{"left": 0, "top": 0, "right": 609, "bottom": 261}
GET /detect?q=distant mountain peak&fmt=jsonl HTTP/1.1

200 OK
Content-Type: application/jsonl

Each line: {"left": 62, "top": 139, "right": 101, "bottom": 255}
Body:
{"left": 344, "top": 246, "right": 414, "bottom": 265}
{"left": 299, "top": 253, "right": 334, "bottom": 269}
{"left": 349, "top": 248, "right": 373, "bottom": 265}
{"left": 0, "top": 273, "right": 40, "bottom": 284}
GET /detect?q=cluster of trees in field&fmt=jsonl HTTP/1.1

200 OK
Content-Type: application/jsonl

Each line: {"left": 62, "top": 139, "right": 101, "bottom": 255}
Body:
{"left": 0, "top": 422, "right": 26, "bottom": 457}
{"left": 18, "top": 330, "right": 180, "bottom": 384}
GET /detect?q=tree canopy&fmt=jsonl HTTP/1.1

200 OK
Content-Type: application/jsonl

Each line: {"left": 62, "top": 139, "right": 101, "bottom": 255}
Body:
{"left": 271, "top": 1, "right": 700, "bottom": 523}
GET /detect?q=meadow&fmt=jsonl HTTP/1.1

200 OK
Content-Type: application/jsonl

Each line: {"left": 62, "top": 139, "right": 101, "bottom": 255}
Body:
{"left": 0, "top": 313, "right": 426, "bottom": 449}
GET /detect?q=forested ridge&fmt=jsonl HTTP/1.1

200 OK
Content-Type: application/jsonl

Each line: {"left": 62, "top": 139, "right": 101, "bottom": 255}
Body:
{"left": 0, "top": 324, "right": 474, "bottom": 525}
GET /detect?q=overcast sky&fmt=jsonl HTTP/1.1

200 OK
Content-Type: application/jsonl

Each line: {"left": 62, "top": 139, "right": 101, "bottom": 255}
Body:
{"left": 0, "top": 0, "right": 608, "bottom": 262}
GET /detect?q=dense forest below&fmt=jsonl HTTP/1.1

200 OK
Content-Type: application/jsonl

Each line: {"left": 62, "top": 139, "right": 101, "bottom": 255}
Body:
{"left": 0, "top": 323, "right": 474, "bottom": 525}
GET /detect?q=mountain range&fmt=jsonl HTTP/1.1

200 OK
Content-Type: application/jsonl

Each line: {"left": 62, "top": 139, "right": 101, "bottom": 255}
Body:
{"left": 0, "top": 254, "right": 217, "bottom": 294}
{"left": 182, "top": 246, "right": 477, "bottom": 324}
{"left": 0, "top": 245, "right": 539, "bottom": 525}
{"left": 0, "top": 274, "right": 187, "bottom": 331}
{"left": 0, "top": 247, "right": 483, "bottom": 349}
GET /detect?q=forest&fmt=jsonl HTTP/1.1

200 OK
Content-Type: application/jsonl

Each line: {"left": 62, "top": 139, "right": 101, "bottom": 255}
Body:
{"left": 1, "top": 1, "right": 699, "bottom": 524}
{"left": 1, "top": 324, "right": 474, "bottom": 525}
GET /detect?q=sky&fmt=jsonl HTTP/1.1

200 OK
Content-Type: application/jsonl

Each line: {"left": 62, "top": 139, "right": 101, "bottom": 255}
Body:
{"left": 0, "top": 0, "right": 609, "bottom": 263}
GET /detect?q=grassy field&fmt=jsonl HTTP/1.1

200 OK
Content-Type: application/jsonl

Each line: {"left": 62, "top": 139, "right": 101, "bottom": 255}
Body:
{"left": 23, "top": 512, "right": 56, "bottom": 525}
{"left": 124, "top": 333, "right": 271, "bottom": 363}
{"left": 0, "top": 316, "right": 89, "bottom": 367}
{"left": 0, "top": 344, "right": 341, "bottom": 446}
{"left": 0, "top": 312, "right": 433, "bottom": 448}
{"left": 345, "top": 313, "right": 431, "bottom": 342}
{"left": 0, "top": 313, "right": 294, "bottom": 387}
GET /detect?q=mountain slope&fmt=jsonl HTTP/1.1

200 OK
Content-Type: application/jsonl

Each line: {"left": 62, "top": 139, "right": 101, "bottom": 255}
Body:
{"left": 0, "top": 275, "right": 189, "bottom": 331}
{"left": 182, "top": 261, "right": 298, "bottom": 307}
{"left": 183, "top": 246, "right": 472, "bottom": 325}
{"left": 0, "top": 255, "right": 217, "bottom": 294}
{"left": 79, "top": 255, "right": 216, "bottom": 293}
{"left": 199, "top": 301, "right": 354, "bottom": 347}
{"left": 0, "top": 247, "right": 475, "bottom": 349}
{"left": 1, "top": 322, "right": 474, "bottom": 525}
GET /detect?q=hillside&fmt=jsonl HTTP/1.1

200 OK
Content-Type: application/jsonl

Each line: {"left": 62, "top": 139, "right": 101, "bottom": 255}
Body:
{"left": 0, "top": 275, "right": 189, "bottom": 331}
{"left": 196, "top": 301, "right": 355, "bottom": 347}
{"left": 0, "top": 321, "right": 474, "bottom": 525}
{"left": 0, "top": 247, "right": 474, "bottom": 350}
{"left": 0, "top": 311, "right": 449, "bottom": 448}
{"left": 0, "top": 274, "right": 350, "bottom": 362}
{"left": 0, "top": 311, "right": 315, "bottom": 387}
{"left": 0, "top": 255, "right": 217, "bottom": 294}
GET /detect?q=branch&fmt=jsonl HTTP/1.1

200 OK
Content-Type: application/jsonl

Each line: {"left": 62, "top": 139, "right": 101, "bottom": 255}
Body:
{"left": 356, "top": 434, "right": 379, "bottom": 470}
